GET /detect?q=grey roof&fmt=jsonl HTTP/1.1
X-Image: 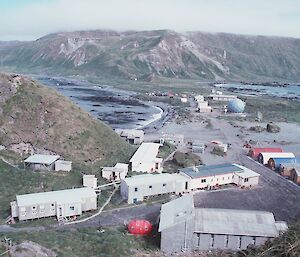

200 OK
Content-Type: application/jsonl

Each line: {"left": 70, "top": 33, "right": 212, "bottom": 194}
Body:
{"left": 179, "top": 163, "right": 243, "bottom": 178}
{"left": 195, "top": 208, "right": 279, "bottom": 237}
{"left": 159, "top": 195, "right": 195, "bottom": 232}
{"left": 130, "top": 143, "right": 161, "bottom": 163}
{"left": 233, "top": 164, "right": 260, "bottom": 178}
{"left": 16, "top": 187, "right": 96, "bottom": 206}
{"left": 123, "top": 173, "right": 188, "bottom": 187}
{"left": 24, "top": 154, "right": 60, "bottom": 165}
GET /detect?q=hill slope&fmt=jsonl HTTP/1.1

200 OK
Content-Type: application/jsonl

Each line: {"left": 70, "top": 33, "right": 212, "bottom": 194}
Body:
{"left": 0, "top": 73, "right": 134, "bottom": 166}
{"left": 0, "top": 30, "right": 300, "bottom": 82}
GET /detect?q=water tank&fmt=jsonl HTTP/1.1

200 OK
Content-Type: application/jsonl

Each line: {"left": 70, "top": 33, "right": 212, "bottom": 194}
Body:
{"left": 227, "top": 99, "right": 246, "bottom": 113}
{"left": 127, "top": 220, "right": 152, "bottom": 235}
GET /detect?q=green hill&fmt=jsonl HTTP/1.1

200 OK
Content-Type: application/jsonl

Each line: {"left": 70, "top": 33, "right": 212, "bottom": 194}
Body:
{"left": 0, "top": 72, "right": 134, "bottom": 167}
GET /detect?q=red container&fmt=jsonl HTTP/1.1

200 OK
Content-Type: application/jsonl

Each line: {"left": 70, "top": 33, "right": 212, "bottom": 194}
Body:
{"left": 249, "top": 147, "right": 283, "bottom": 160}
{"left": 128, "top": 219, "right": 152, "bottom": 235}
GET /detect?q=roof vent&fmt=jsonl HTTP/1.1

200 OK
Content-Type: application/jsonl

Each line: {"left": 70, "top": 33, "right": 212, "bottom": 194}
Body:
{"left": 192, "top": 166, "right": 199, "bottom": 172}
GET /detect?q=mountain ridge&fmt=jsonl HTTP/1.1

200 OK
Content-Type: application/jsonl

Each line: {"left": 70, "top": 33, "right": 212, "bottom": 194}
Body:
{"left": 1, "top": 29, "right": 300, "bottom": 82}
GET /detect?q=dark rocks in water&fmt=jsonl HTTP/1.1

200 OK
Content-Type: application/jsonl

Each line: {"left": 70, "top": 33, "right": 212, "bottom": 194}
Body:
{"left": 266, "top": 123, "right": 280, "bottom": 133}
{"left": 92, "top": 104, "right": 102, "bottom": 107}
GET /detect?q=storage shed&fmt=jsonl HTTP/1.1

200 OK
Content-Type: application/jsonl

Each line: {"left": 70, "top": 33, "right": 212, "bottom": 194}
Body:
{"left": 249, "top": 148, "right": 283, "bottom": 160}
{"left": 102, "top": 163, "right": 129, "bottom": 182}
{"left": 159, "top": 195, "right": 287, "bottom": 253}
{"left": 258, "top": 152, "right": 295, "bottom": 165}
{"left": 115, "top": 129, "right": 144, "bottom": 145}
{"left": 280, "top": 163, "right": 300, "bottom": 178}
{"left": 268, "top": 157, "right": 300, "bottom": 171}
{"left": 24, "top": 154, "right": 60, "bottom": 171}
{"left": 83, "top": 175, "right": 98, "bottom": 189}
{"left": 291, "top": 168, "right": 300, "bottom": 185}
{"left": 55, "top": 160, "right": 72, "bottom": 172}
{"left": 10, "top": 187, "right": 97, "bottom": 221}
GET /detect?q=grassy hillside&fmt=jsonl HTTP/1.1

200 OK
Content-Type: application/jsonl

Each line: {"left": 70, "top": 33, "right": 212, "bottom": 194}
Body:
{"left": 0, "top": 73, "right": 134, "bottom": 167}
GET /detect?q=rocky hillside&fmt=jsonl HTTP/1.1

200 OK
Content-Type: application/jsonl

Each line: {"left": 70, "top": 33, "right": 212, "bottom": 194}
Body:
{"left": 0, "top": 30, "right": 300, "bottom": 82}
{"left": 0, "top": 73, "right": 134, "bottom": 166}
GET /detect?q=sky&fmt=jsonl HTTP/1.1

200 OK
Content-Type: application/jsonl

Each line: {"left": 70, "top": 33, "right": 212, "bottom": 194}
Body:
{"left": 0, "top": 0, "right": 300, "bottom": 40}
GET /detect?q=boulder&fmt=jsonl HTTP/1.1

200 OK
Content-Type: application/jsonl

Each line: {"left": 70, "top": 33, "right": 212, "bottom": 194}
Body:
{"left": 266, "top": 123, "right": 280, "bottom": 133}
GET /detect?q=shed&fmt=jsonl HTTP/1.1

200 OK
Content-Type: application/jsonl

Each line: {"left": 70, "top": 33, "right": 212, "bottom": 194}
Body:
{"left": 280, "top": 163, "right": 300, "bottom": 178}
{"left": 291, "top": 168, "right": 300, "bottom": 185}
{"left": 24, "top": 154, "right": 60, "bottom": 171}
{"left": 83, "top": 175, "right": 98, "bottom": 189}
{"left": 249, "top": 148, "right": 283, "bottom": 160}
{"left": 55, "top": 160, "right": 72, "bottom": 172}
{"left": 102, "top": 163, "right": 129, "bottom": 182}
{"left": 115, "top": 129, "right": 144, "bottom": 145}
{"left": 258, "top": 152, "right": 295, "bottom": 165}
{"left": 268, "top": 157, "right": 300, "bottom": 171}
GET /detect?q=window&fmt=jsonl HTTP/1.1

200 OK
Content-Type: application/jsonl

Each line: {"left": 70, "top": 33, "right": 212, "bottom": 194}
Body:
{"left": 223, "top": 177, "right": 225, "bottom": 180}
{"left": 20, "top": 207, "right": 26, "bottom": 216}
{"left": 244, "top": 178, "right": 249, "bottom": 182}
{"left": 134, "top": 187, "right": 138, "bottom": 192}
{"left": 201, "top": 179, "right": 206, "bottom": 183}
{"left": 70, "top": 206, "right": 75, "bottom": 211}
{"left": 32, "top": 206, "right": 37, "bottom": 215}
{"left": 40, "top": 205, "right": 45, "bottom": 213}
{"left": 149, "top": 185, "right": 152, "bottom": 190}
{"left": 163, "top": 183, "right": 166, "bottom": 188}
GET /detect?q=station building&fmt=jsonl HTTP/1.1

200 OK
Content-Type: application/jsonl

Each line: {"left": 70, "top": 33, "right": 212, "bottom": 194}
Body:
{"left": 159, "top": 195, "right": 287, "bottom": 253}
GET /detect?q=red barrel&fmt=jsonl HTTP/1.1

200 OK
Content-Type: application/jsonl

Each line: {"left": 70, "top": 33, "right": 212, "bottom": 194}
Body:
{"left": 127, "top": 219, "right": 152, "bottom": 235}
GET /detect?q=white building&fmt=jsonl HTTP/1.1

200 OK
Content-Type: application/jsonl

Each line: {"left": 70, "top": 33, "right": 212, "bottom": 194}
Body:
{"left": 115, "top": 129, "right": 144, "bottom": 145}
{"left": 129, "top": 143, "right": 163, "bottom": 173}
{"left": 198, "top": 104, "right": 212, "bottom": 113}
{"left": 102, "top": 163, "right": 129, "bottom": 182}
{"left": 179, "top": 163, "right": 260, "bottom": 191}
{"left": 55, "top": 160, "right": 72, "bottom": 172}
{"left": 159, "top": 195, "right": 288, "bottom": 253}
{"left": 120, "top": 173, "right": 189, "bottom": 204}
{"left": 10, "top": 188, "right": 97, "bottom": 221}
{"left": 83, "top": 175, "right": 98, "bottom": 189}
{"left": 24, "top": 154, "right": 60, "bottom": 171}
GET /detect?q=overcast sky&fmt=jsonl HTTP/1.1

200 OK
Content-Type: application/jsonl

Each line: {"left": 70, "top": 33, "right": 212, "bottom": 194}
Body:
{"left": 0, "top": 0, "right": 300, "bottom": 40}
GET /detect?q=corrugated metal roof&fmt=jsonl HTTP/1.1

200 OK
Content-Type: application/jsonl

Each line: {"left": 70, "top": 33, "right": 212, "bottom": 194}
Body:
{"left": 123, "top": 173, "right": 189, "bottom": 187}
{"left": 259, "top": 152, "right": 295, "bottom": 164}
{"left": 179, "top": 163, "right": 243, "bottom": 178}
{"left": 249, "top": 148, "right": 283, "bottom": 158}
{"left": 16, "top": 187, "right": 96, "bottom": 206}
{"left": 24, "top": 154, "right": 60, "bottom": 165}
{"left": 159, "top": 195, "right": 195, "bottom": 232}
{"left": 130, "top": 143, "right": 161, "bottom": 163}
{"left": 195, "top": 208, "right": 280, "bottom": 237}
